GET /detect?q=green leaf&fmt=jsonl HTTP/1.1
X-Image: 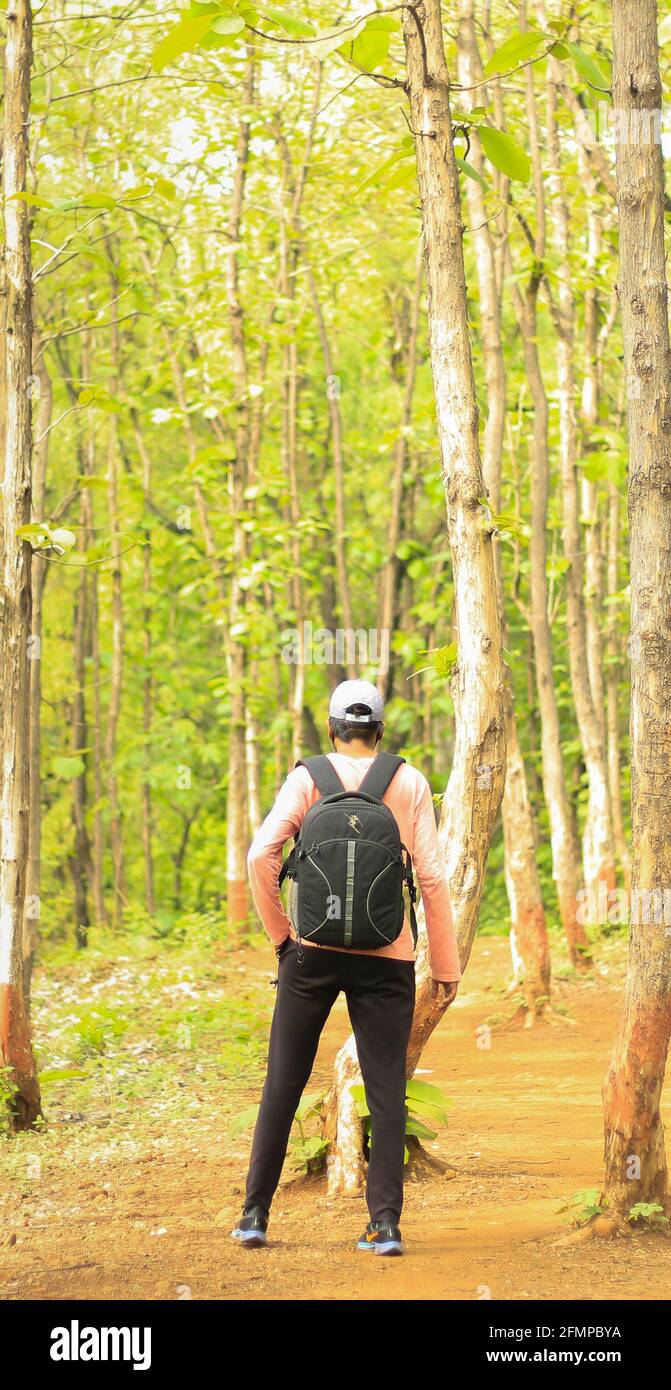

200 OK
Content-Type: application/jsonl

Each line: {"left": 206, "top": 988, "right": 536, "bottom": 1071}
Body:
{"left": 151, "top": 14, "right": 214, "bottom": 72}
{"left": 455, "top": 156, "right": 489, "bottom": 190}
{"left": 294, "top": 1090, "right": 324, "bottom": 1119}
{"left": 348, "top": 1081, "right": 370, "bottom": 1117}
{"left": 384, "top": 163, "right": 417, "bottom": 192}
{"left": 414, "top": 642, "right": 458, "bottom": 682}
{"left": 298, "top": 1136, "right": 328, "bottom": 1160}
{"left": 312, "top": 24, "right": 357, "bottom": 60}
{"left": 405, "top": 1116, "right": 438, "bottom": 1140}
{"left": 565, "top": 41, "right": 610, "bottom": 92}
{"left": 483, "top": 29, "right": 549, "bottom": 77}
{"left": 153, "top": 177, "right": 177, "bottom": 200}
{"left": 354, "top": 145, "right": 413, "bottom": 196}
{"left": 210, "top": 12, "right": 246, "bottom": 35}
{"left": 405, "top": 1078, "right": 450, "bottom": 1106}
{"left": 78, "top": 386, "right": 123, "bottom": 413}
{"left": 479, "top": 126, "right": 530, "bottom": 183}
{"left": 52, "top": 755, "right": 86, "bottom": 780}
{"left": 258, "top": 5, "right": 314, "bottom": 37}
{"left": 80, "top": 192, "right": 116, "bottom": 210}
{"left": 17, "top": 522, "right": 51, "bottom": 540}
{"left": 339, "top": 28, "right": 387, "bottom": 72}
{"left": 7, "top": 192, "right": 54, "bottom": 208}
{"left": 338, "top": 13, "right": 398, "bottom": 71}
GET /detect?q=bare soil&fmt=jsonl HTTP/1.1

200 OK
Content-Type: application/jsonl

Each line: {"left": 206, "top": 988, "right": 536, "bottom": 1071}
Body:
{"left": 1, "top": 936, "right": 670, "bottom": 1301}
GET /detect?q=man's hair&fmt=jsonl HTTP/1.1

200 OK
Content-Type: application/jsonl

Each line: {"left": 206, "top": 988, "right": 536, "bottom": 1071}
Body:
{"left": 328, "top": 708, "right": 382, "bottom": 748}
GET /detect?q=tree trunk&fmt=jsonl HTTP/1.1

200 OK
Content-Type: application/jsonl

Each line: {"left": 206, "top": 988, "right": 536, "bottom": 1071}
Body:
{"left": 24, "top": 337, "right": 51, "bottom": 1001}
{"left": 544, "top": 53, "right": 616, "bottom": 904}
{"left": 602, "top": 0, "right": 671, "bottom": 1214}
{"left": 458, "top": 0, "right": 549, "bottom": 1016}
{"left": 606, "top": 475, "right": 631, "bottom": 891}
{"left": 70, "top": 475, "right": 91, "bottom": 951}
{"left": 579, "top": 166, "right": 607, "bottom": 750}
{"left": 0, "top": 0, "right": 41, "bottom": 1129}
{"left": 104, "top": 290, "right": 125, "bottom": 927}
{"left": 87, "top": 419, "right": 107, "bottom": 927}
{"left": 278, "top": 171, "right": 305, "bottom": 764}
{"left": 308, "top": 270, "right": 355, "bottom": 666}
{"left": 224, "top": 55, "right": 254, "bottom": 931}
{"left": 504, "top": 5, "right": 590, "bottom": 969}
{"left": 132, "top": 420, "right": 157, "bottom": 917}
{"left": 377, "top": 244, "right": 423, "bottom": 704}
{"left": 325, "top": 0, "right": 506, "bottom": 1196}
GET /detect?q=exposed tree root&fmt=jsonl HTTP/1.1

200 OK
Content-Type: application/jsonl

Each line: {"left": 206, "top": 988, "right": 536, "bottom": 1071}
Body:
{"left": 405, "top": 1137, "right": 458, "bottom": 1182}
{"left": 552, "top": 1216, "right": 622, "bottom": 1246}
{"left": 497, "top": 1001, "right": 577, "bottom": 1033}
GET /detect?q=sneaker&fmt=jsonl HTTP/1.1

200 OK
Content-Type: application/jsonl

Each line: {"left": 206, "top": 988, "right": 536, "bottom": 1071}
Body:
{"left": 230, "top": 1204, "right": 268, "bottom": 1248}
{"left": 357, "top": 1219, "right": 404, "bottom": 1256}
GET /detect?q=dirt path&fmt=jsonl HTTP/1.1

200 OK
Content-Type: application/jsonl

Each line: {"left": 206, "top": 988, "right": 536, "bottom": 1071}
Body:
{"left": 2, "top": 937, "right": 670, "bottom": 1301}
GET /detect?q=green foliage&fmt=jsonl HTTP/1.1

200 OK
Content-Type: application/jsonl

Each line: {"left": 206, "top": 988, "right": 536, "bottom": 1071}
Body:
{"left": 349, "top": 1077, "right": 450, "bottom": 1163}
{"left": 71, "top": 1005, "right": 131, "bottom": 1060}
{"left": 18, "top": 0, "right": 633, "bottom": 966}
{"left": 628, "top": 1203, "right": 669, "bottom": 1229}
{"left": 0, "top": 1067, "right": 19, "bottom": 1138}
{"left": 478, "top": 126, "right": 531, "bottom": 183}
{"left": 230, "top": 1090, "right": 328, "bottom": 1173}
{"left": 483, "top": 29, "right": 553, "bottom": 76}
{"left": 557, "top": 1188, "right": 605, "bottom": 1226}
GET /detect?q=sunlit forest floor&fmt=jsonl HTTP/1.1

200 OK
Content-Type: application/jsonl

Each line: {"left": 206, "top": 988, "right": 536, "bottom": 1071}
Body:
{"left": 1, "top": 928, "right": 670, "bottom": 1301}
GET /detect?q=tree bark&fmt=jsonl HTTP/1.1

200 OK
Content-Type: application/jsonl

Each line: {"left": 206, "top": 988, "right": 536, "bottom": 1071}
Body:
{"left": 459, "top": 0, "right": 549, "bottom": 1016}
{"left": 0, "top": 0, "right": 41, "bottom": 1129}
{"left": 104, "top": 271, "right": 125, "bottom": 927}
{"left": 24, "top": 336, "right": 51, "bottom": 1001}
{"left": 86, "top": 407, "right": 107, "bottom": 927}
{"left": 504, "top": 4, "right": 591, "bottom": 968}
{"left": 70, "top": 466, "right": 91, "bottom": 950}
{"left": 325, "top": 0, "right": 506, "bottom": 1196}
{"left": 544, "top": 52, "right": 616, "bottom": 905}
{"left": 224, "top": 56, "right": 254, "bottom": 931}
{"left": 606, "top": 472, "right": 631, "bottom": 891}
{"left": 377, "top": 244, "right": 423, "bottom": 704}
{"left": 308, "top": 271, "right": 355, "bottom": 667}
{"left": 602, "top": 0, "right": 671, "bottom": 1214}
{"left": 131, "top": 419, "right": 157, "bottom": 917}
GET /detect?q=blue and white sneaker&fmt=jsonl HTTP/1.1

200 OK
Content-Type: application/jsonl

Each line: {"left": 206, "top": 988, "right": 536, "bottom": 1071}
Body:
{"left": 357, "top": 1220, "right": 404, "bottom": 1256}
{"left": 230, "top": 1204, "right": 268, "bottom": 1248}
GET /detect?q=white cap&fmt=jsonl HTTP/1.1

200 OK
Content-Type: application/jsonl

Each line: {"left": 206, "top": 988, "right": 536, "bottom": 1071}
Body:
{"left": 328, "top": 679, "right": 384, "bottom": 725}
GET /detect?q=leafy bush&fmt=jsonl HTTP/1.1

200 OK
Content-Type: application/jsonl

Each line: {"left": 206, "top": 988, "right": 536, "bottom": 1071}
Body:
{"left": 350, "top": 1077, "right": 451, "bottom": 1163}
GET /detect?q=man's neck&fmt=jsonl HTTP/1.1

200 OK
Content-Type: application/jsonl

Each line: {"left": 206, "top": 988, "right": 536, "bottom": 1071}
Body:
{"left": 332, "top": 740, "right": 378, "bottom": 760}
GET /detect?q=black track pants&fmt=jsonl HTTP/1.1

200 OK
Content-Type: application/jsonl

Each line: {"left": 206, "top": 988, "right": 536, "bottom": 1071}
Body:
{"left": 243, "top": 937, "right": 416, "bottom": 1226}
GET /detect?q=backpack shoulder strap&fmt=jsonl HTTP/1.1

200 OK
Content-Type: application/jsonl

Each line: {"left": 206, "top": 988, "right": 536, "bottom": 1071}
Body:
{"left": 358, "top": 751, "right": 405, "bottom": 801}
{"left": 296, "top": 754, "right": 345, "bottom": 797}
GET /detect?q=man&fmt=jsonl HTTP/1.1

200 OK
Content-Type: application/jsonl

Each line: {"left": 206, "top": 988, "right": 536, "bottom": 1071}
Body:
{"left": 230, "top": 679, "right": 461, "bottom": 1256}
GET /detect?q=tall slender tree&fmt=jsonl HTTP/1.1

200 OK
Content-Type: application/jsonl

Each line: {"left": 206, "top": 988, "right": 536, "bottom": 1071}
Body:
{"left": 602, "top": 0, "right": 671, "bottom": 1213}
{"left": 0, "top": 0, "right": 41, "bottom": 1128}
{"left": 325, "top": 0, "right": 507, "bottom": 1197}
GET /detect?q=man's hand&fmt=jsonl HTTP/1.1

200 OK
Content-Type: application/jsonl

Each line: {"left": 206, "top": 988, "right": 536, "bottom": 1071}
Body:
{"left": 431, "top": 979, "right": 459, "bottom": 1007}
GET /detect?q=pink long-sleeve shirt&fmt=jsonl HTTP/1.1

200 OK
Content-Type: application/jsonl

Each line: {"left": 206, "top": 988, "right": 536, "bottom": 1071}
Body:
{"left": 247, "top": 750, "right": 462, "bottom": 982}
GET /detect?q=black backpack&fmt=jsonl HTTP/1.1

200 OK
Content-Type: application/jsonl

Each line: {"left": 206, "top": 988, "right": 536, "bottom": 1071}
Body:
{"left": 278, "top": 751, "right": 418, "bottom": 958}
